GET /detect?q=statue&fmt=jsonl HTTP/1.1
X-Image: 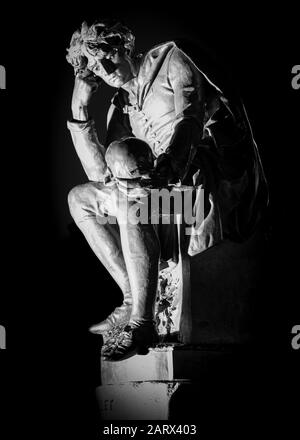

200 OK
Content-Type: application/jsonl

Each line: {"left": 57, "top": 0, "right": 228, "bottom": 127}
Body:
{"left": 66, "top": 20, "right": 268, "bottom": 361}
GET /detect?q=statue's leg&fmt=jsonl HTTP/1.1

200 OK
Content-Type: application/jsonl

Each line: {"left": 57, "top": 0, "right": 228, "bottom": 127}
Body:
{"left": 68, "top": 182, "right": 132, "bottom": 332}
{"left": 103, "top": 191, "right": 160, "bottom": 361}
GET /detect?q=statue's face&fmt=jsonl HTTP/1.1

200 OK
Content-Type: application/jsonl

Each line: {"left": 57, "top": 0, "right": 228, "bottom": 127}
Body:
{"left": 86, "top": 48, "right": 134, "bottom": 88}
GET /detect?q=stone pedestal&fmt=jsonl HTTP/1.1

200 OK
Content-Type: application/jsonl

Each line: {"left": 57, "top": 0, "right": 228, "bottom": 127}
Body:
{"left": 154, "top": 225, "right": 264, "bottom": 346}
{"left": 97, "top": 345, "right": 234, "bottom": 420}
{"left": 97, "top": 380, "right": 184, "bottom": 420}
{"left": 100, "top": 345, "right": 230, "bottom": 384}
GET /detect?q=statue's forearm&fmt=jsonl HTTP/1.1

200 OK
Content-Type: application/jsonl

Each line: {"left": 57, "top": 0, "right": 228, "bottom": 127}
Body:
{"left": 67, "top": 117, "right": 108, "bottom": 181}
{"left": 71, "top": 102, "right": 89, "bottom": 122}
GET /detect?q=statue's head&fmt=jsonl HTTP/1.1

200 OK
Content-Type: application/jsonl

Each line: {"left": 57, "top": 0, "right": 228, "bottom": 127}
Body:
{"left": 66, "top": 20, "right": 136, "bottom": 88}
{"left": 105, "top": 137, "right": 154, "bottom": 180}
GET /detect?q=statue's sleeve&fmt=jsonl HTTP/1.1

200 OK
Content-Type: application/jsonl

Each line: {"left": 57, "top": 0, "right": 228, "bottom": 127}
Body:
{"left": 164, "top": 47, "right": 206, "bottom": 179}
{"left": 67, "top": 119, "right": 107, "bottom": 181}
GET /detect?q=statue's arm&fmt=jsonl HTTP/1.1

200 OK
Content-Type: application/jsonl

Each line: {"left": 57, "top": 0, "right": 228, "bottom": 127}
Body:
{"left": 156, "top": 47, "right": 206, "bottom": 181}
{"left": 67, "top": 75, "right": 108, "bottom": 181}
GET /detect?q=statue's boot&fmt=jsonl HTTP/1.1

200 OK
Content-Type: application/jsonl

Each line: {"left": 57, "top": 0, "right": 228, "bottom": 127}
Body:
{"left": 89, "top": 289, "right": 132, "bottom": 334}
{"left": 103, "top": 218, "right": 160, "bottom": 362}
{"left": 102, "top": 322, "right": 158, "bottom": 361}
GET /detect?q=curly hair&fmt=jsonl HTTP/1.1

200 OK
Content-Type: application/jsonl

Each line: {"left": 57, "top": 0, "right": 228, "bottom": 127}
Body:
{"left": 66, "top": 20, "right": 135, "bottom": 75}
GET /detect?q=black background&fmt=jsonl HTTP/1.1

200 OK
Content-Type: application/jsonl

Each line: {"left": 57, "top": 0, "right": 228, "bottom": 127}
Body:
{"left": 0, "top": 2, "right": 299, "bottom": 438}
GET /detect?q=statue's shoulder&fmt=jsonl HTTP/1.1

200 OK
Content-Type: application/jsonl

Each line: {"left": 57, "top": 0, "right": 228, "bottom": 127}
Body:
{"left": 138, "top": 41, "right": 178, "bottom": 73}
{"left": 145, "top": 41, "right": 178, "bottom": 57}
{"left": 139, "top": 40, "right": 215, "bottom": 75}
